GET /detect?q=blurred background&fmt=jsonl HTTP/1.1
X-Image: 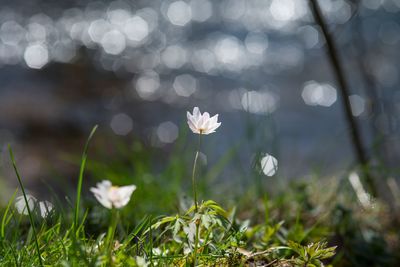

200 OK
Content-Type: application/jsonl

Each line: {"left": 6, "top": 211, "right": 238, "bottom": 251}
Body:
{"left": 0, "top": 0, "right": 399, "bottom": 200}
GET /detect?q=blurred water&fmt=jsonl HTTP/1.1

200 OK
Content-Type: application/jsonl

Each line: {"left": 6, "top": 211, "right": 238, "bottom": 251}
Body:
{"left": 0, "top": 0, "right": 399, "bottom": 195}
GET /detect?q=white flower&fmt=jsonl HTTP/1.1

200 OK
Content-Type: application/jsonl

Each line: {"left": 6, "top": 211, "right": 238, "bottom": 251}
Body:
{"left": 38, "top": 201, "right": 54, "bottom": 218}
{"left": 186, "top": 107, "right": 221, "bottom": 135}
{"left": 90, "top": 180, "right": 136, "bottom": 209}
{"left": 15, "top": 194, "right": 54, "bottom": 218}
{"left": 183, "top": 221, "right": 196, "bottom": 244}
{"left": 152, "top": 248, "right": 170, "bottom": 256}
{"left": 135, "top": 256, "right": 149, "bottom": 267}
{"left": 15, "top": 195, "right": 36, "bottom": 215}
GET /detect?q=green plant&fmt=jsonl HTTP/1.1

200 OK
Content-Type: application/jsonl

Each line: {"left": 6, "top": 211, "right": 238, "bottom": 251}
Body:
{"left": 288, "top": 240, "right": 336, "bottom": 267}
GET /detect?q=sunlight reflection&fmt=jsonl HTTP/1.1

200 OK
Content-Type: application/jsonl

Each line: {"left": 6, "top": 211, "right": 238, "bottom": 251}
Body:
{"left": 173, "top": 74, "right": 197, "bottom": 97}
{"left": 108, "top": 8, "right": 131, "bottom": 27}
{"left": 349, "top": 95, "right": 365, "bottom": 117}
{"left": 260, "top": 153, "right": 278, "bottom": 176}
{"left": 161, "top": 45, "right": 187, "bottom": 69}
{"left": 110, "top": 113, "right": 133, "bottom": 136}
{"left": 302, "top": 81, "right": 337, "bottom": 107}
{"left": 297, "top": 25, "right": 321, "bottom": 49}
{"left": 167, "top": 1, "right": 192, "bottom": 26}
{"left": 321, "top": 0, "right": 352, "bottom": 24}
{"left": 0, "top": 0, "right": 314, "bottom": 74}
{"left": 88, "top": 19, "right": 111, "bottom": 43}
{"left": 124, "top": 16, "right": 149, "bottom": 42}
{"left": 0, "top": 43, "right": 22, "bottom": 65}
{"left": 244, "top": 32, "right": 268, "bottom": 55}
{"left": 221, "top": 0, "right": 245, "bottom": 21}
{"left": 190, "top": 0, "right": 212, "bottom": 22}
{"left": 0, "top": 20, "right": 25, "bottom": 45}
{"left": 135, "top": 71, "right": 160, "bottom": 100}
{"left": 191, "top": 49, "right": 216, "bottom": 73}
{"left": 101, "top": 29, "right": 126, "bottom": 55}
{"left": 241, "top": 90, "right": 278, "bottom": 115}
{"left": 157, "top": 121, "right": 179, "bottom": 143}
{"left": 270, "top": 0, "right": 295, "bottom": 22}
{"left": 24, "top": 43, "right": 49, "bottom": 69}
{"left": 215, "top": 36, "right": 242, "bottom": 64}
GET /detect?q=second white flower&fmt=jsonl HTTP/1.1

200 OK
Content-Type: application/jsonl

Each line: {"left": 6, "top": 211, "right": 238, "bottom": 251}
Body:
{"left": 90, "top": 180, "right": 136, "bottom": 209}
{"left": 187, "top": 107, "right": 221, "bottom": 135}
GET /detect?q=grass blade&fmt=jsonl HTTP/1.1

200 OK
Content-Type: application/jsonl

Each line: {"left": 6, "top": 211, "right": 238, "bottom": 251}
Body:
{"left": 74, "top": 125, "right": 98, "bottom": 234}
{"left": 8, "top": 145, "right": 43, "bottom": 267}
{"left": 1, "top": 188, "right": 18, "bottom": 239}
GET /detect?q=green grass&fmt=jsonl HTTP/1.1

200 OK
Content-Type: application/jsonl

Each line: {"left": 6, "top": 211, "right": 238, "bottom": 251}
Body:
{"left": 0, "top": 126, "right": 399, "bottom": 266}
{"left": 8, "top": 145, "right": 43, "bottom": 267}
{"left": 74, "top": 125, "right": 98, "bottom": 234}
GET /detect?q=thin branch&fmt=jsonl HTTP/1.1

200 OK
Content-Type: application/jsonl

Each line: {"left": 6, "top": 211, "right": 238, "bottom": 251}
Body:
{"left": 308, "top": 0, "right": 376, "bottom": 196}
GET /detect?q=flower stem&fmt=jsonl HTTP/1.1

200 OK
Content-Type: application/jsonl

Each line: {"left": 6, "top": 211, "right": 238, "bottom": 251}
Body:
{"left": 193, "top": 217, "right": 201, "bottom": 266}
{"left": 191, "top": 134, "right": 202, "bottom": 212}
{"left": 106, "top": 208, "right": 119, "bottom": 266}
{"left": 191, "top": 134, "right": 202, "bottom": 266}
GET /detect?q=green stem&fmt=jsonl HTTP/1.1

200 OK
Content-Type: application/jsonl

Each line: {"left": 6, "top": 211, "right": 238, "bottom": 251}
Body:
{"left": 191, "top": 134, "right": 202, "bottom": 266}
{"left": 191, "top": 134, "right": 202, "bottom": 212}
{"left": 74, "top": 125, "right": 98, "bottom": 235}
{"left": 193, "top": 218, "right": 200, "bottom": 267}
{"left": 106, "top": 208, "right": 119, "bottom": 266}
{"left": 8, "top": 145, "right": 43, "bottom": 267}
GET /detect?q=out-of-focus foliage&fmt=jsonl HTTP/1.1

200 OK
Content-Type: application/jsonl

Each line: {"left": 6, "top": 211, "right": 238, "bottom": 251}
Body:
{"left": 26, "top": 135, "right": 395, "bottom": 266}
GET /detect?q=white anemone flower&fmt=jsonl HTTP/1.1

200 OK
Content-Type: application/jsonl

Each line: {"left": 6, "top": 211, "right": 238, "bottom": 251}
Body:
{"left": 15, "top": 194, "right": 54, "bottom": 218}
{"left": 15, "top": 195, "right": 36, "bottom": 215}
{"left": 187, "top": 107, "right": 221, "bottom": 135}
{"left": 90, "top": 180, "right": 136, "bottom": 209}
{"left": 38, "top": 201, "right": 54, "bottom": 218}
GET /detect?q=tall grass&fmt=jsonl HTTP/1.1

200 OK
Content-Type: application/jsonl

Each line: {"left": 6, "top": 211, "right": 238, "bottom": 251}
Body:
{"left": 8, "top": 145, "right": 43, "bottom": 267}
{"left": 74, "top": 125, "right": 98, "bottom": 235}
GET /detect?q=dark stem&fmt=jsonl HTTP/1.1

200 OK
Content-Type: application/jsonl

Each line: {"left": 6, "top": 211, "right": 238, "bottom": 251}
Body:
{"left": 309, "top": 0, "right": 376, "bottom": 197}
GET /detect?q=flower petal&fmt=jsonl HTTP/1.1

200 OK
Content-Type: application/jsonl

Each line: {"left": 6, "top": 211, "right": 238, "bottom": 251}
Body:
{"left": 113, "top": 185, "right": 136, "bottom": 208}
{"left": 91, "top": 185, "right": 113, "bottom": 209}
{"left": 200, "top": 112, "right": 210, "bottom": 129}
{"left": 39, "top": 201, "right": 54, "bottom": 218}
{"left": 188, "top": 122, "right": 200, "bottom": 134}
{"left": 208, "top": 122, "right": 221, "bottom": 133}
{"left": 210, "top": 114, "right": 219, "bottom": 124}
{"left": 97, "top": 180, "right": 112, "bottom": 190}
{"left": 187, "top": 111, "right": 193, "bottom": 121}
{"left": 193, "top": 107, "right": 200, "bottom": 118}
{"left": 187, "top": 115, "right": 200, "bottom": 134}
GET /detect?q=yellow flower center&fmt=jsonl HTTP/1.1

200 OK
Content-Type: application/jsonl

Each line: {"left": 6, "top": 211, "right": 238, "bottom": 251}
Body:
{"left": 108, "top": 186, "right": 121, "bottom": 204}
{"left": 110, "top": 186, "right": 119, "bottom": 190}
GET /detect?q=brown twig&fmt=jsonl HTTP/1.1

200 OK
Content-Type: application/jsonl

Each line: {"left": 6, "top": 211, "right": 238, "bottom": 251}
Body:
{"left": 308, "top": 0, "right": 377, "bottom": 197}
